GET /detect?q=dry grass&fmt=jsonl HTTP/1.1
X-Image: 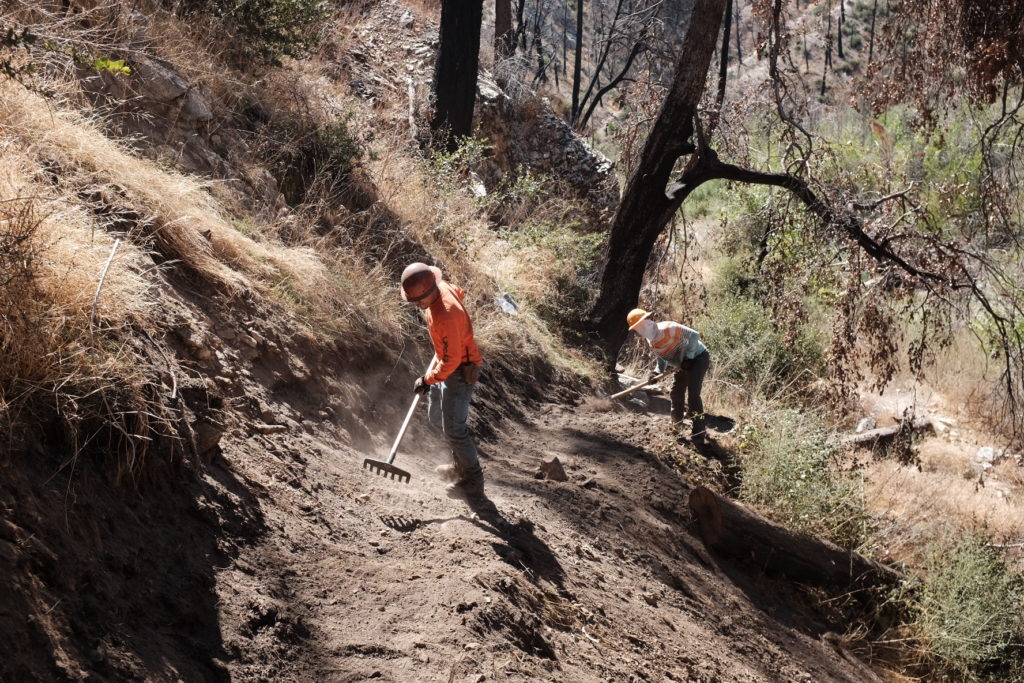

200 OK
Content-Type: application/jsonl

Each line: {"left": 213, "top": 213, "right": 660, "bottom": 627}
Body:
{"left": 364, "top": 126, "right": 599, "bottom": 379}
{"left": 865, "top": 455, "right": 1024, "bottom": 566}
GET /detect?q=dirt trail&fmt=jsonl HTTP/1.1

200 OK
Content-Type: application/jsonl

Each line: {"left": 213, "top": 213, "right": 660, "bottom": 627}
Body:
{"left": 203, "top": 390, "right": 882, "bottom": 682}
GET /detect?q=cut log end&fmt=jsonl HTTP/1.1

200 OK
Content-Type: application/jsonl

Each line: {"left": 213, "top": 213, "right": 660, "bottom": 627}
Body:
{"left": 688, "top": 485, "right": 723, "bottom": 547}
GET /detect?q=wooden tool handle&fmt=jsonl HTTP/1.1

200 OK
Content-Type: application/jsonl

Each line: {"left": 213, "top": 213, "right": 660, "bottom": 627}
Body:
{"left": 608, "top": 371, "right": 672, "bottom": 400}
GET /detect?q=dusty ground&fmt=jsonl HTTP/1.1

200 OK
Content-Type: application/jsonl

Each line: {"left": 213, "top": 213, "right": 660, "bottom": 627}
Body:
{"left": 0, "top": 344, "right": 889, "bottom": 682}
{"left": 213, "top": 400, "right": 886, "bottom": 682}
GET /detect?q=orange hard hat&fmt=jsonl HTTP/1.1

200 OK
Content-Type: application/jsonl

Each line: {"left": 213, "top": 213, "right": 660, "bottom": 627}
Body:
{"left": 626, "top": 308, "right": 653, "bottom": 331}
{"left": 400, "top": 262, "right": 442, "bottom": 302}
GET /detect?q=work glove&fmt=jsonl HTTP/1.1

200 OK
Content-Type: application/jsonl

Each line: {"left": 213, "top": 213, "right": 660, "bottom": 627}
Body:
{"left": 413, "top": 376, "right": 430, "bottom": 395}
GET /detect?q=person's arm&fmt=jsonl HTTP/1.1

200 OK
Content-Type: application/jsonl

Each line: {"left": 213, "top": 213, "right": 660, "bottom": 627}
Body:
{"left": 425, "top": 315, "right": 464, "bottom": 384}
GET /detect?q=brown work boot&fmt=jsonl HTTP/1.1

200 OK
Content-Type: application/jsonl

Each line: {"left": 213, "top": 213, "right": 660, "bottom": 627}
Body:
{"left": 435, "top": 464, "right": 460, "bottom": 482}
{"left": 446, "top": 478, "right": 485, "bottom": 500}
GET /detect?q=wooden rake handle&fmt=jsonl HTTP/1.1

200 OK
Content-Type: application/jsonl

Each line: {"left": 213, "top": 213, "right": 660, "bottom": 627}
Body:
{"left": 385, "top": 358, "right": 435, "bottom": 464}
{"left": 386, "top": 391, "right": 422, "bottom": 464}
{"left": 608, "top": 371, "right": 673, "bottom": 401}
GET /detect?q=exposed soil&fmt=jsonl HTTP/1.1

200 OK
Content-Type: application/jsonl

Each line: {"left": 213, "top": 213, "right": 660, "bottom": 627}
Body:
{"left": 2, "top": 314, "right": 885, "bottom": 681}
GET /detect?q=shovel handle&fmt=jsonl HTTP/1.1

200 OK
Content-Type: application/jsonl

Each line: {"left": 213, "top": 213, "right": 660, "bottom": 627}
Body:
{"left": 609, "top": 371, "right": 673, "bottom": 400}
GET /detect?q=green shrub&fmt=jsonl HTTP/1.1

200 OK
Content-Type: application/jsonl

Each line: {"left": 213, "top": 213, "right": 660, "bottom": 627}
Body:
{"left": 737, "top": 407, "right": 870, "bottom": 549}
{"left": 502, "top": 217, "right": 604, "bottom": 323}
{"left": 267, "top": 116, "right": 362, "bottom": 206}
{"left": 696, "top": 293, "right": 825, "bottom": 394}
{"left": 914, "top": 535, "right": 1024, "bottom": 679}
{"left": 172, "top": 0, "right": 330, "bottom": 62}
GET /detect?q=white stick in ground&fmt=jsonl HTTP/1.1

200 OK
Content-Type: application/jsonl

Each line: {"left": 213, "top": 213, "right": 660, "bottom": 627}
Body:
{"left": 90, "top": 237, "right": 122, "bottom": 328}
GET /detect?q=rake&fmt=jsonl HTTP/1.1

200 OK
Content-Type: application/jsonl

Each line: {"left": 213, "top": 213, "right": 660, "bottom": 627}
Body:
{"left": 364, "top": 366, "right": 432, "bottom": 483}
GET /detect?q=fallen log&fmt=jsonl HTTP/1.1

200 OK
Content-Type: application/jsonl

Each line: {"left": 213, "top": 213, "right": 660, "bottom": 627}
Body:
{"left": 840, "top": 417, "right": 934, "bottom": 449}
{"left": 688, "top": 486, "right": 903, "bottom": 589}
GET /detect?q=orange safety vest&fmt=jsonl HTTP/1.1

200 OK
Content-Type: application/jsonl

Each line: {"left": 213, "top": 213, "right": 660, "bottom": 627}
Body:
{"left": 423, "top": 280, "right": 483, "bottom": 384}
{"left": 649, "top": 322, "right": 684, "bottom": 359}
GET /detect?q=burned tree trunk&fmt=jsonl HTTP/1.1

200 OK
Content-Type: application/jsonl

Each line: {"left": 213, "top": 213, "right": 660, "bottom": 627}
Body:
{"left": 571, "top": 0, "right": 584, "bottom": 119}
{"left": 431, "top": 0, "right": 484, "bottom": 151}
{"left": 588, "top": 0, "right": 726, "bottom": 360}
{"left": 688, "top": 486, "right": 903, "bottom": 589}
{"left": 495, "top": 0, "right": 514, "bottom": 59}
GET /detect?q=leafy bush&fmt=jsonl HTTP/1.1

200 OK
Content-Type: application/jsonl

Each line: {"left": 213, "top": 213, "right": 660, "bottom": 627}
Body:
{"left": 172, "top": 0, "right": 330, "bottom": 62}
{"left": 696, "top": 293, "right": 825, "bottom": 394}
{"left": 267, "top": 116, "right": 362, "bottom": 206}
{"left": 914, "top": 535, "right": 1024, "bottom": 679}
{"left": 737, "top": 407, "right": 870, "bottom": 549}
{"left": 501, "top": 217, "right": 604, "bottom": 324}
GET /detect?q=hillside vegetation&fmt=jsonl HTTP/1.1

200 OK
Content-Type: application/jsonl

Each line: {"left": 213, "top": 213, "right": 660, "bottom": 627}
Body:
{"left": 2, "top": 0, "right": 1023, "bottom": 680}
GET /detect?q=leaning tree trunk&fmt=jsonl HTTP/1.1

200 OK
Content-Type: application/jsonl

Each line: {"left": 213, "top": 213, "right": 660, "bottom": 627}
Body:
{"left": 431, "top": 0, "right": 484, "bottom": 152}
{"left": 588, "top": 0, "right": 727, "bottom": 362}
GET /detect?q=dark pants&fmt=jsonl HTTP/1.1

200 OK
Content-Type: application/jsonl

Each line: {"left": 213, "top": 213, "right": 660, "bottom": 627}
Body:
{"left": 671, "top": 350, "right": 710, "bottom": 432}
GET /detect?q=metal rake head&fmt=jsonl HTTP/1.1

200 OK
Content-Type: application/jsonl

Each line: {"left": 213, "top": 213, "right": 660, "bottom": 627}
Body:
{"left": 362, "top": 458, "right": 411, "bottom": 484}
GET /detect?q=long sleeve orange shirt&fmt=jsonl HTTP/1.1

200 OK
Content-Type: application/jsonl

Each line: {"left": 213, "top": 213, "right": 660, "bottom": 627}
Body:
{"left": 423, "top": 280, "right": 483, "bottom": 384}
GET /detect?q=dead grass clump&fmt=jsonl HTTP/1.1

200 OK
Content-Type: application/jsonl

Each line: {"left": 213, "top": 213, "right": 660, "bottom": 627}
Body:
{"left": 0, "top": 83, "right": 256, "bottom": 288}
{"left": 263, "top": 243, "right": 401, "bottom": 345}
{"left": 864, "top": 459, "right": 1024, "bottom": 559}
{"left": 0, "top": 175, "right": 166, "bottom": 481}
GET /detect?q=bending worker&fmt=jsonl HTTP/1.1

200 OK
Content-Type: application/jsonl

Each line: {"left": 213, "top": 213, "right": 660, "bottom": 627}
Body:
{"left": 400, "top": 262, "right": 485, "bottom": 498}
{"left": 627, "top": 308, "right": 711, "bottom": 442}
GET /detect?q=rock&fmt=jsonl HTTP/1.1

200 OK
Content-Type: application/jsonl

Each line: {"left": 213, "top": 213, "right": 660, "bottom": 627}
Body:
{"left": 976, "top": 446, "right": 995, "bottom": 463}
{"left": 642, "top": 593, "right": 658, "bottom": 607}
{"left": 538, "top": 457, "right": 568, "bottom": 482}
{"left": 194, "top": 421, "right": 223, "bottom": 454}
{"left": 255, "top": 423, "right": 287, "bottom": 435}
{"left": 181, "top": 89, "right": 213, "bottom": 122}
{"left": 855, "top": 416, "right": 876, "bottom": 433}
{"left": 131, "top": 56, "right": 188, "bottom": 103}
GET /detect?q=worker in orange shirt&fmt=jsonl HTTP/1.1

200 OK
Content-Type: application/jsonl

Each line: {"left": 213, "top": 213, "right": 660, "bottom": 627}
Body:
{"left": 400, "top": 262, "right": 485, "bottom": 498}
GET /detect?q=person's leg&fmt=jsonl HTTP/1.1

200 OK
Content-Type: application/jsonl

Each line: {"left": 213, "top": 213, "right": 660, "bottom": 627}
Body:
{"left": 688, "top": 351, "right": 710, "bottom": 438}
{"left": 670, "top": 366, "right": 688, "bottom": 424}
{"left": 439, "top": 370, "right": 483, "bottom": 491}
{"left": 427, "top": 382, "right": 443, "bottom": 430}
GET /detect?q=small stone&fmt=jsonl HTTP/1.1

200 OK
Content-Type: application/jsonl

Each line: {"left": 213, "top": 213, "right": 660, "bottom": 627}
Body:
{"left": 194, "top": 421, "right": 223, "bottom": 454}
{"left": 855, "top": 417, "right": 876, "bottom": 433}
{"left": 539, "top": 457, "right": 568, "bottom": 482}
{"left": 642, "top": 593, "right": 658, "bottom": 607}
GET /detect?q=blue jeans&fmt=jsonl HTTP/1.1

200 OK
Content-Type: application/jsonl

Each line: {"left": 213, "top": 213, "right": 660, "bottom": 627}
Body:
{"left": 427, "top": 366, "right": 483, "bottom": 485}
